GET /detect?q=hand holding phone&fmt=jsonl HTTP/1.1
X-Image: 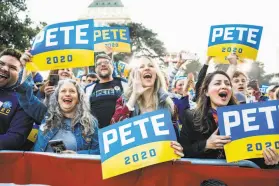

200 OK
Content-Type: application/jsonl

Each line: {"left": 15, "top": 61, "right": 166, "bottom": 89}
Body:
{"left": 49, "top": 74, "right": 59, "bottom": 86}
{"left": 48, "top": 139, "right": 66, "bottom": 153}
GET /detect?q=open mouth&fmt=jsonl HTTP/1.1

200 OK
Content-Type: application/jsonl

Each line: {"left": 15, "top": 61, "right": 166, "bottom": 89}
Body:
{"left": 143, "top": 73, "right": 152, "bottom": 80}
{"left": 238, "top": 87, "right": 244, "bottom": 91}
{"left": 63, "top": 98, "right": 73, "bottom": 104}
{"left": 218, "top": 91, "right": 229, "bottom": 101}
{"left": 61, "top": 73, "right": 69, "bottom": 77}
{"left": 0, "top": 73, "right": 8, "bottom": 79}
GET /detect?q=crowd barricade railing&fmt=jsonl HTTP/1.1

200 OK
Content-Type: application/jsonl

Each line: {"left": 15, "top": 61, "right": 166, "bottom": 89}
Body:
{"left": 0, "top": 151, "right": 278, "bottom": 186}
{"left": 180, "top": 158, "right": 260, "bottom": 168}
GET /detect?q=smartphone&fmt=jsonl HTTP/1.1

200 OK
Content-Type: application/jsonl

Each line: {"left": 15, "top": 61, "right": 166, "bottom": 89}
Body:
{"left": 48, "top": 139, "right": 66, "bottom": 153}
{"left": 181, "top": 53, "right": 197, "bottom": 61}
{"left": 49, "top": 74, "right": 59, "bottom": 86}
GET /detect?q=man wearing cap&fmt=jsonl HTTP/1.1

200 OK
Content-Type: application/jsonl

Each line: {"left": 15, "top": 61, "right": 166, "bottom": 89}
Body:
{"left": 85, "top": 54, "right": 127, "bottom": 128}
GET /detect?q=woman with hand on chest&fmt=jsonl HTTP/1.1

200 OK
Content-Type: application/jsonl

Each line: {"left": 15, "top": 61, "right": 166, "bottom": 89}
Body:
{"left": 180, "top": 71, "right": 279, "bottom": 168}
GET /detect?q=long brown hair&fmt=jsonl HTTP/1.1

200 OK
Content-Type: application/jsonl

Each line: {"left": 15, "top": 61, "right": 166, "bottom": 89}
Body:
{"left": 194, "top": 71, "right": 237, "bottom": 134}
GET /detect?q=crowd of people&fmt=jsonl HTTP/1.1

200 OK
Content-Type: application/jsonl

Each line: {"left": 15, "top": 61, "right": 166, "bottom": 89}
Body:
{"left": 0, "top": 47, "right": 278, "bottom": 169}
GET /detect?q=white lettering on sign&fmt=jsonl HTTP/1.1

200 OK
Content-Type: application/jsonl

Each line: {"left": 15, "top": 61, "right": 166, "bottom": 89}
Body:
{"left": 119, "top": 123, "right": 135, "bottom": 146}
{"left": 103, "top": 129, "right": 118, "bottom": 154}
{"left": 223, "top": 105, "right": 278, "bottom": 136}
{"left": 223, "top": 111, "right": 240, "bottom": 136}
{"left": 258, "top": 106, "right": 276, "bottom": 129}
{"left": 102, "top": 113, "right": 170, "bottom": 154}
{"left": 223, "top": 27, "right": 235, "bottom": 41}
{"left": 151, "top": 114, "right": 170, "bottom": 136}
{"left": 31, "top": 24, "right": 90, "bottom": 49}
{"left": 46, "top": 28, "right": 58, "bottom": 47}
{"left": 242, "top": 108, "right": 258, "bottom": 132}
{"left": 211, "top": 26, "right": 260, "bottom": 45}
{"left": 59, "top": 26, "right": 75, "bottom": 45}
{"left": 133, "top": 118, "right": 149, "bottom": 139}
{"left": 76, "top": 24, "right": 89, "bottom": 44}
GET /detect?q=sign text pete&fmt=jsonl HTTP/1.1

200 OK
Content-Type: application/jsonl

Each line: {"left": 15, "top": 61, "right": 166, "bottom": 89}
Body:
{"left": 27, "top": 19, "right": 94, "bottom": 71}
{"left": 94, "top": 27, "right": 131, "bottom": 53}
{"left": 207, "top": 24, "right": 263, "bottom": 64}
{"left": 98, "top": 109, "right": 178, "bottom": 179}
{"left": 217, "top": 100, "right": 279, "bottom": 162}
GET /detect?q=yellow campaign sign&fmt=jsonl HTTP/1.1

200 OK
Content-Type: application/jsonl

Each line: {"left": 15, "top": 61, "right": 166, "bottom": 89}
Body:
{"left": 27, "top": 125, "right": 39, "bottom": 143}
{"left": 224, "top": 135, "right": 279, "bottom": 163}
{"left": 94, "top": 27, "right": 131, "bottom": 53}
{"left": 98, "top": 109, "right": 179, "bottom": 179}
{"left": 27, "top": 19, "right": 95, "bottom": 71}
{"left": 207, "top": 24, "right": 263, "bottom": 64}
{"left": 217, "top": 100, "right": 279, "bottom": 163}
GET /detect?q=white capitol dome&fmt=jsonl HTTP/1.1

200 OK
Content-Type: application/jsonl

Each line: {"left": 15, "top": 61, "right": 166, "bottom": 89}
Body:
{"left": 79, "top": 0, "right": 131, "bottom": 26}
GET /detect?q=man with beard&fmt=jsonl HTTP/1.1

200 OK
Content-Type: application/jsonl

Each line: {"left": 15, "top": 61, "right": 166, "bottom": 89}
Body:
{"left": 0, "top": 48, "right": 33, "bottom": 150}
{"left": 85, "top": 54, "right": 127, "bottom": 128}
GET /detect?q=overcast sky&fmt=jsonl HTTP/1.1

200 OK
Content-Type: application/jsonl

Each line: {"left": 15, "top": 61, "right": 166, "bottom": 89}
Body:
{"left": 26, "top": 0, "right": 279, "bottom": 73}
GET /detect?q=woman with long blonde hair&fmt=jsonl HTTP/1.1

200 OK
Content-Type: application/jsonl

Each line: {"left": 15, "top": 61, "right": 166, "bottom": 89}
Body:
{"left": 110, "top": 56, "right": 184, "bottom": 157}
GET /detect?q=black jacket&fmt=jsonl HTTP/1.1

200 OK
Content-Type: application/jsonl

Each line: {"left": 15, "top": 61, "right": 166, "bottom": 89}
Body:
{"left": 180, "top": 109, "right": 275, "bottom": 169}
{"left": 179, "top": 109, "right": 221, "bottom": 158}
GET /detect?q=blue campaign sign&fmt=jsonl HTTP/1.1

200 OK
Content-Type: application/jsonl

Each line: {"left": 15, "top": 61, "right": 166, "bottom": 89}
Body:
{"left": 98, "top": 109, "right": 178, "bottom": 179}
{"left": 260, "top": 85, "right": 269, "bottom": 94}
{"left": 208, "top": 24, "right": 263, "bottom": 49}
{"left": 94, "top": 27, "right": 131, "bottom": 52}
{"left": 27, "top": 19, "right": 95, "bottom": 71}
{"left": 31, "top": 19, "right": 94, "bottom": 54}
{"left": 217, "top": 100, "right": 279, "bottom": 162}
{"left": 207, "top": 24, "right": 263, "bottom": 64}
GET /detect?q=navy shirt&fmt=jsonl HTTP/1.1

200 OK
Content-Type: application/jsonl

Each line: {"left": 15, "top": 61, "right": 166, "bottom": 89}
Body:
{"left": 89, "top": 79, "right": 124, "bottom": 128}
{"left": 0, "top": 89, "right": 34, "bottom": 150}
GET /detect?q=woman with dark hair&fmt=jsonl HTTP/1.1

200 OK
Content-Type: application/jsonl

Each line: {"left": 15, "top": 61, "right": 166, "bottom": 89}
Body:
{"left": 180, "top": 71, "right": 279, "bottom": 168}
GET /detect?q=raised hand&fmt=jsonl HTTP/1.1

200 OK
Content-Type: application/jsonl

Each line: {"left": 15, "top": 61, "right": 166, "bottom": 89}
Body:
{"left": 132, "top": 69, "right": 151, "bottom": 98}
{"left": 44, "top": 85, "right": 55, "bottom": 96}
{"left": 227, "top": 53, "right": 238, "bottom": 65}
{"left": 20, "top": 50, "right": 32, "bottom": 66}
{"left": 206, "top": 56, "right": 213, "bottom": 65}
{"left": 105, "top": 46, "right": 113, "bottom": 55}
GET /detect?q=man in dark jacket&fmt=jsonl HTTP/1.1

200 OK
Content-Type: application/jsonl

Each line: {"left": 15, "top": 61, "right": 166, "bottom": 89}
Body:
{"left": 0, "top": 48, "right": 33, "bottom": 150}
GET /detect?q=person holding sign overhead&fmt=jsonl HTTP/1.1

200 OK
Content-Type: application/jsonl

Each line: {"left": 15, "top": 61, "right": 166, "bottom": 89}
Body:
{"left": 110, "top": 56, "right": 183, "bottom": 157}
{"left": 179, "top": 70, "right": 279, "bottom": 168}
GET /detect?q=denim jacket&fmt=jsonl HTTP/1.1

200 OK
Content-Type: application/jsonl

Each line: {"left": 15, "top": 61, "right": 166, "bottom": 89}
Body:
{"left": 16, "top": 74, "right": 47, "bottom": 123}
{"left": 33, "top": 119, "right": 100, "bottom": 155}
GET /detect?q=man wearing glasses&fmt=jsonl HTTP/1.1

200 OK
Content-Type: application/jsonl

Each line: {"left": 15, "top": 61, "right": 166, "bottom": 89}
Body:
{"left": 85, "top": 54, "right": 127, "bottom": 128}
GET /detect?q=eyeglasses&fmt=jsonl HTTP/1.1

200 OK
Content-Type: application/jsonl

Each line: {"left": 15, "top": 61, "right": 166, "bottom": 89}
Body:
{"left": 96, "top": 60, "right": 111, "bottom": 67}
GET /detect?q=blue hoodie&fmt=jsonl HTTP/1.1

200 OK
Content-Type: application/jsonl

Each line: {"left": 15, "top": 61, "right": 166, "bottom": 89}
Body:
{"left": 0, "top": 70, "right": 34, "bottom": 150}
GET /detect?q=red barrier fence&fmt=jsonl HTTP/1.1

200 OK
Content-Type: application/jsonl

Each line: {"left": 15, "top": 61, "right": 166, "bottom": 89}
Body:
{"left": 0, "top": 151, "right": 278, "bottom": 186}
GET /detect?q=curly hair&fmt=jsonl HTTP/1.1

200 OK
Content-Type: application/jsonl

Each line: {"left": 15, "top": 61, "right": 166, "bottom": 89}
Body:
{"left": 44, "top": 79, "right": 97, "bottom": 136}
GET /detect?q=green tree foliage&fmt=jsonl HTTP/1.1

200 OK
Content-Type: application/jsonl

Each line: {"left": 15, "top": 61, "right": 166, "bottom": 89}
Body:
{"left": 0, "top": 0, "right": 45, "bottom": 51}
